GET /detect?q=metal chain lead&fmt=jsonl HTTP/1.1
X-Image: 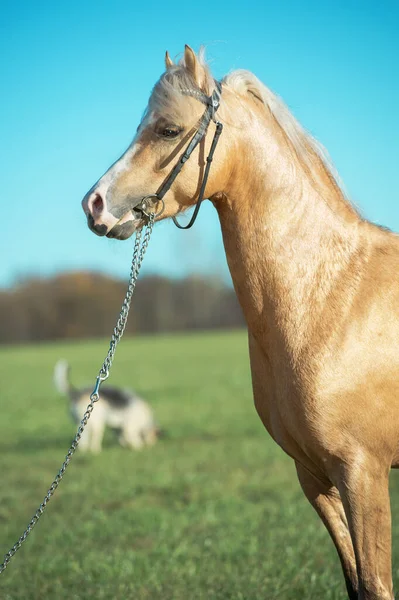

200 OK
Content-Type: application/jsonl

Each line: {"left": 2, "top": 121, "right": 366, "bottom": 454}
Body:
{"left": 0, "top": 213, "right": 155, "bottom": 575}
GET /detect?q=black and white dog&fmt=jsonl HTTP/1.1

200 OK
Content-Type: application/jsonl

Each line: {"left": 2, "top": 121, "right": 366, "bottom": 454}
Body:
{"left": 54, "top": 360, "right": 159, "bottom": 453}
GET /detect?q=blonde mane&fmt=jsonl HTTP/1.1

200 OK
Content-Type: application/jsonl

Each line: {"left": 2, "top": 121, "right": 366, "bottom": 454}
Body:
{"left": 148, "top": 48, "right": 215, "bottom": 123}
{"left": 223, "top": 69, "right": 353, "bottom": 208}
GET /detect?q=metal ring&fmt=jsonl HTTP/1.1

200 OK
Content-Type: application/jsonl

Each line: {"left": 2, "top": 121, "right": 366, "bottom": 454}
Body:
{"left": 139, "top": 195, "right": 165, "bottom": 218}
{"left": 99, "top": 369, "right": 109, "bottom": 381}
{"left": 152, "top": 198, "right": 165, "bottom": 218}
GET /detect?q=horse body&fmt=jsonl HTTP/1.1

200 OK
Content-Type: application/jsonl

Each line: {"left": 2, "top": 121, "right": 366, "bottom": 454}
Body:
{"left": 217, "top": 94, "right": 399, "bottom": 462}
{"left": 221, "top": 178, "right": 399, "bottom": 598}
{"left": 82, "top": 45, "right": 399, "bottom": 599}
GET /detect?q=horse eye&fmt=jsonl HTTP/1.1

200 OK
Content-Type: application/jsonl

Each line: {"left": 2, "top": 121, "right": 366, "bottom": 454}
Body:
{"left": 161, "top": 127, "right": 180, "bottom": 138}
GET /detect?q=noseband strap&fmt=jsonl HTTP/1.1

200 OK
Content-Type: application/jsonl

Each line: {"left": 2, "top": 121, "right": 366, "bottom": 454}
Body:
{"left": 137, "top": 81, "right": 223, "bottom": 230}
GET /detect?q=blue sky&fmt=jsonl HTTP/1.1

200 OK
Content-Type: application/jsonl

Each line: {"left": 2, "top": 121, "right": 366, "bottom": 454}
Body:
{"left": 0, "top": 0, "right": 398, "bottom": 288}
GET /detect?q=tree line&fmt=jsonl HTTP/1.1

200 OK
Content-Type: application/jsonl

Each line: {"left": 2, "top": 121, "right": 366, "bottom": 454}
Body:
{"left": 0, "top": 272, "right": 244, "bottom": 344}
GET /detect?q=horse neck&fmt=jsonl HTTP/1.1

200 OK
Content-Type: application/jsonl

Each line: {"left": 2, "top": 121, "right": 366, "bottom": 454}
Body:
{"left": 214, "top": 101, "right": 363, "bottom": 360}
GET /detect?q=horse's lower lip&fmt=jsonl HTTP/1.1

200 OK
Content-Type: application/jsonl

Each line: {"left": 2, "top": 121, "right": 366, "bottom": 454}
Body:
{"left": 106, "top": 216, "right": 142, "bottom": 240}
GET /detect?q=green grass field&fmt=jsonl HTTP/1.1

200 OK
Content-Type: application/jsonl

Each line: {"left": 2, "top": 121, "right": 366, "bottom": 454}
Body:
{"left": 1, "top": 330, "right": 399, "bottom": 599}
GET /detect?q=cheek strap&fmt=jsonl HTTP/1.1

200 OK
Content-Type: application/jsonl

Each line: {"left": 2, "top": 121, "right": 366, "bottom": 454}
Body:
{"left": 136, "top": 81, "right": 223, "bottom": 230}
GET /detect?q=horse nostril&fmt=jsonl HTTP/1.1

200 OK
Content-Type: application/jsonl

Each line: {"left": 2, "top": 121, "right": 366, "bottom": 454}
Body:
{"left": 91, "top": 193, "right": 104, "bottom": 216}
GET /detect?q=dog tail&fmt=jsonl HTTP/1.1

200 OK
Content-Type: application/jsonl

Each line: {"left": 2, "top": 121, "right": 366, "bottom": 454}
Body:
{"left": 54, "top": 359, "right": 73, "bottom": 397}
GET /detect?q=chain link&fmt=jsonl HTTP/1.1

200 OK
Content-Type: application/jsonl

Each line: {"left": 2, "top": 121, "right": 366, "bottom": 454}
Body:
{"left": 0, "top": 213, "right": 154, "bottom": 575}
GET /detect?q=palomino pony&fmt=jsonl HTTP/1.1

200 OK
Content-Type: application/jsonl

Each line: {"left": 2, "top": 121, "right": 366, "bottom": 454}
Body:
{"left": 82, "top": 45, "right": 399, "bottom": 599}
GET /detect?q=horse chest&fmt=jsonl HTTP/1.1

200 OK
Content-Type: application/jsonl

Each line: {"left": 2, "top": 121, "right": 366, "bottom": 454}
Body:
{"left": 249, "top": 336, "right": 319, "bottom": 462}
{"left": 253, "top": 376, "right": 306, "bottom": 454}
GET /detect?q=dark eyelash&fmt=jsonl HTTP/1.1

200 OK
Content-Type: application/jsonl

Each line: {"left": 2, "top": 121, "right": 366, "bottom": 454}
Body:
{"left": 160, "top": 127, "right": 181, "bottom": 138}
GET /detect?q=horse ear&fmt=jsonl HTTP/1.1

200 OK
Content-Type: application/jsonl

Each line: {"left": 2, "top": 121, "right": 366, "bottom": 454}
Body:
{"left": 165, "top": 51, "right": 174, "bottom": 69}
{"left": 184, "top": 44, "right": 205, "bottom": 88}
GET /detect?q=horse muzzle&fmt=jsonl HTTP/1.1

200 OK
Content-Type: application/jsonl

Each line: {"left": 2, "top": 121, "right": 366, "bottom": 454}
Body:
{"left": 82, "top": 189, "right": 145, "bottom": 240}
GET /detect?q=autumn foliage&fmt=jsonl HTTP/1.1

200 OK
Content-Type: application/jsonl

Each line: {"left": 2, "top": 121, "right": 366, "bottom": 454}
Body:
{"left": 0, "top": 272, "right": 244, "bottom": 344}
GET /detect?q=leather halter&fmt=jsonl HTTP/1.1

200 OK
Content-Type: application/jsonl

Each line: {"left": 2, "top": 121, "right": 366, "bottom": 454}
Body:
{"left": 136, "top": 81, "right": 223, "bottom": 230}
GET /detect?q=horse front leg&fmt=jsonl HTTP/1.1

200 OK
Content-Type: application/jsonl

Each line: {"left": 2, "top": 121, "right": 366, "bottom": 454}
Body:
{"left": 295, "top": 462, "right": 359, "bottom": 599}
{"left": 336, "top": 455, "right": 394, "bottom": 600}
